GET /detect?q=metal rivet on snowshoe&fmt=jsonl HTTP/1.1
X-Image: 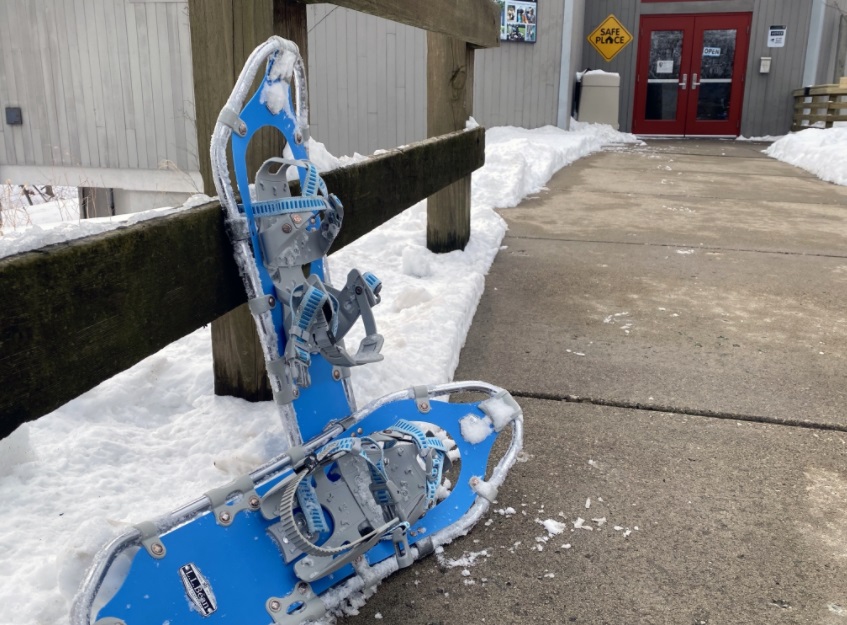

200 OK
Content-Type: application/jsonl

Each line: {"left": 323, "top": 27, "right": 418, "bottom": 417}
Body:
{"left": 292, "top": 214, "right": 302, "bottom": 224}
{"left": 357, "top": 427, "right": 363, "bottom": 435}
{"left": 297, "top": 582, "right": 309, "bottom": 594}
{"left": 355, "top": 286, "right": 363, "bottom": 295}
{"left": 150, "top": 543, "right": 164, "bottom": 556}
{"left": 268, "top": 296, "right": 276, "bottom": 308}
{"left": 419, "top": 402, "right": 430, "bottom": 412}
{"left": 249, "top": 496, "right": 261, "bottom": 509}
{"left": 282, "top": 223, "right": 292, "bottom": 233}
{"left": 219, "top": 511, "right": 232, "bottom": 524}
{"left": 295, "top": 131, "right": 303, "bottom": 144}
{"left": 268, "top": 599, "right": 281, "bottom": 612}
{"left": 293, "top": 388, "right": 300, "bottom": 399}
{"left": 332, "top": 369, "right": 341, "bottom": 380}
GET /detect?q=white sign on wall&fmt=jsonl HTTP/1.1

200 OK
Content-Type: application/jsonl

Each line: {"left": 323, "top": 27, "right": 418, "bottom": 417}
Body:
{"left": 768, "top": 25, "right": 786, "bottom": 48}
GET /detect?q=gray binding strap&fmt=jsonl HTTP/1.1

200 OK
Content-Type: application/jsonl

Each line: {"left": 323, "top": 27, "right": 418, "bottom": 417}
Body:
{"left": 217, "top": 106, "right": 247, "bottom": 137}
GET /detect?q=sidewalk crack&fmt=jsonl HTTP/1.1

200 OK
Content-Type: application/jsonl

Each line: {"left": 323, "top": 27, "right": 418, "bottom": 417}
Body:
{"left": 509, "top": 390, "right": 847, "bottom": 433}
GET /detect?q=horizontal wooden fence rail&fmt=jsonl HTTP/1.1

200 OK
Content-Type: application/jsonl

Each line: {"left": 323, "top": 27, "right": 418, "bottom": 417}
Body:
{"left": 792, "top": 85, "right": 847, "bottom": 131}
{"left": 0, "top": 127, "right": 484, "bottom": 438}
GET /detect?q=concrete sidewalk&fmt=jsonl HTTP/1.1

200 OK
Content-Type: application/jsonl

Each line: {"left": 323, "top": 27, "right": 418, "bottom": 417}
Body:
{"left": 340, "top": 140, "right": 847, "bottom": 624}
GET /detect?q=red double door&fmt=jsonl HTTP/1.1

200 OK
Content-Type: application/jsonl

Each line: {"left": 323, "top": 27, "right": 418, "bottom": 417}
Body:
{"left": 633, "top": 13, "right": 752, "bottom": 136}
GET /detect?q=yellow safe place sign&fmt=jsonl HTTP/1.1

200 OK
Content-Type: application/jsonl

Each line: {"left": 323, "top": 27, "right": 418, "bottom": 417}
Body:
{"left": 588, "top": 15, "right": 633, "bottom": 62}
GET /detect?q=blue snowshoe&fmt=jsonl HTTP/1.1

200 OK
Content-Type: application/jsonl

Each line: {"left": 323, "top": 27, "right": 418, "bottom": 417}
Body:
{"left": 71, "top": 36, "right": 522, "bottom": 625}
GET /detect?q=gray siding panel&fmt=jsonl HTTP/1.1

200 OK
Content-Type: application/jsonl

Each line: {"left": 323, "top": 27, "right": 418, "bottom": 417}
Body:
{"left": 0, "top": 3, "right": 20, "bottom": 163}
{"left": 582, "top": 1, "right": 640, "bottom": 132}
{"left": 0, "top": 0, "right": 197, "bottom": 175}
{"left": 307, "top": 6, "right": 426, "bottom": 156}
{"left": 743, "top": 0, "right": 812, "bottom": 136}
{"left": 306, "top": 3, "right": 563, "bottom": 157}
{"left": 472, "top": 0, "right": 565, "bottom": 129}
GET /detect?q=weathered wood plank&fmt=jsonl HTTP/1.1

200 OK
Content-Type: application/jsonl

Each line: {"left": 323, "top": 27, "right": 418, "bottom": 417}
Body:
{"left": 300, "top": 0, "right": 500, "bottom": 49}
{"left": 426, "top": 32, "right": 475, "bottom": 253}
{"left": 792, "top": 85, "right": 847, "bottom": 96}
{"left": 0, "top": 127, "right": 485, "bottom": 438}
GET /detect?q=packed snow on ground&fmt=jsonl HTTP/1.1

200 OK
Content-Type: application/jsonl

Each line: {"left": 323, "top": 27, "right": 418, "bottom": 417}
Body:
{"left": 0, "top": 122, "right": 638, "bottom": 625}
{"left": 764, "top": 127, "right": 847, "bottom": 186}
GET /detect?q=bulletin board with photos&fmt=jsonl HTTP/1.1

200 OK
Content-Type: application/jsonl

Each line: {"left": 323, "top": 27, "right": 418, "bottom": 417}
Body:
{"left": 499, "top": 0, "right": 537, "bottom": 43}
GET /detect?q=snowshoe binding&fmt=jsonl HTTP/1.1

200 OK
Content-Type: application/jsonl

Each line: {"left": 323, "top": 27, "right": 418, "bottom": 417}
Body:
{"left": 71, "top": 36, "right": 523, "bottom": 625}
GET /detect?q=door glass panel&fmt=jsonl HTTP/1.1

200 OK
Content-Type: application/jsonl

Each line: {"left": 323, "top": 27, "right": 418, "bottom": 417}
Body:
{"left": 645, "top": 30, "right": 683, "bottom": 120}
{"left": 696, "top": 29, "right": 737, "bottom": 120}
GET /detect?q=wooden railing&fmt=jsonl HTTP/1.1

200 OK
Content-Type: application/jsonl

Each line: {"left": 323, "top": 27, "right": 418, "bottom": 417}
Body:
{"left": 0, "top": 0, "right": 498, "bottom": 439}
{"left": 792, "top": 84, "right": 847, "bottom": 131}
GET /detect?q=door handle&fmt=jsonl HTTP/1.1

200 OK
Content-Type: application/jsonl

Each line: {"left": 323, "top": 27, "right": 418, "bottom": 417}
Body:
{"left": 692, "top": 73, "right": 700, "bottom": 90}
{"left": 679, "top": 73, "right": 688, "bottom": 90}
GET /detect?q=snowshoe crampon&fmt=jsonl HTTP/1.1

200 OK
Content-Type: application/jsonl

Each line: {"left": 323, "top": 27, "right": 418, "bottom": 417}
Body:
{"left": 71, "top": 37, "right": 523, "bottom": 625}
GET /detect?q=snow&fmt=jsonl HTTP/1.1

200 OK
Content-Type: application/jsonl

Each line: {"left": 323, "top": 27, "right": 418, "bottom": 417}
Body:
{"left": 764, "top": 127, "right": 847, "bottom": 186}
{"left": 480, "top": 394, "right": 518, "bottom": 431}
{"left": 537, "top": 518, "right": 567, "bottom": 536}
{"left": 459, "top": 414, "right": 493, "bottom": 444}
{"left": 0, "top": 192, "right": 213, "bottom": 259}
{"left": 0, "top": 121, "right": 638, "bottom": 625}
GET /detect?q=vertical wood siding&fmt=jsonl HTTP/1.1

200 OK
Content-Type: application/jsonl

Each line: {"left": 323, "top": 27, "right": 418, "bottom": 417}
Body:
{"left": 306, "top": 3, "right": 565, "bottom": 157}
{"left": 0, "top": 0, "right": 198, "bottom": 173}
{"left": 581, "top": 0, "right": 813, "bottom": 136}
{"left": 307, "top": 5, "right": 427, "bottom": 156}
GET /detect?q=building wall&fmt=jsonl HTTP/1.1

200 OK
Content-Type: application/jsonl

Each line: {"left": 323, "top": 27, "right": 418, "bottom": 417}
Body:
{"left": 473, "top": 1, "right": 565, "bottom": 130}
{"left": 818, "top": 1, "right": 847, "bottom": 83}
{"left": 743, "top": 0, "right": 813, "bottom": 137}
{"left": 581, "top": 0, "right": 814, "bottom": 136}
{"left": 0, "top": 0, "right": 199, "bottom": 193}
{"left": 306, "top": 5, "right": 426, "bottom": 157}
{"left": 306, "top": 3, "right": 568, "bottom": 157}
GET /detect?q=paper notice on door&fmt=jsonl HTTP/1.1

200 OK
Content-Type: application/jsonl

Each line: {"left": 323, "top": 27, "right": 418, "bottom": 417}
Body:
{"left": 656, "top": 60, "right": 673, "bottom": 74}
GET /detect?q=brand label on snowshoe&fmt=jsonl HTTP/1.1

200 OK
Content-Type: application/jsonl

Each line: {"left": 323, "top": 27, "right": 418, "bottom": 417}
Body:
{"left": 179, "top": 563, "right": 217, "bottom": 616}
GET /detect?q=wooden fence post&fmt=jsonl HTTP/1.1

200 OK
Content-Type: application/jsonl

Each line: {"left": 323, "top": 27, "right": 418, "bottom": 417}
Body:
{"left": 426, "top": 33, "right": 475, "bottom": 253}
{"left": 189, "top": 0, "right": 308, "bottom": 402}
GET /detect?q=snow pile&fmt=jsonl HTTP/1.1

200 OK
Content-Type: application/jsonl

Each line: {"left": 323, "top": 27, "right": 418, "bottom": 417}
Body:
{"left": 0, "top": 121, "right": 639, "bottom": 625}
{"left": 0, "top": 194, "right": 211, "bottom": 259}
{"left": 764, "top": 127, "right": 847, "bottom": 186}
{"left": 472, "top": 123, "right": 641, "bottom": 211}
